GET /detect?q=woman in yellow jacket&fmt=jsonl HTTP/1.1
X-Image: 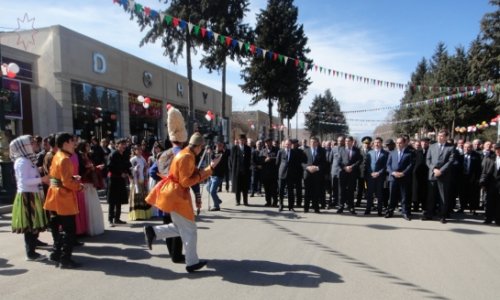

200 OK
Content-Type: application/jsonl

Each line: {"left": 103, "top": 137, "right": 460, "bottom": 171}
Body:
{"left": 144, "top": 133, "right": 221, "bottom": 273}
{"left": 44, "top": 133, "right": 84, "bottom": 269}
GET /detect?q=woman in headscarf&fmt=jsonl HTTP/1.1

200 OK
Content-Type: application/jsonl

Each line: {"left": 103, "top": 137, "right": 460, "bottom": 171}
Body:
{"left": 10, "top": 135, "right": 50, "bottom": 261}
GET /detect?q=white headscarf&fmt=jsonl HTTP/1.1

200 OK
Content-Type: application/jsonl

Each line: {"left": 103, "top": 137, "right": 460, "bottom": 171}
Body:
{"left": 9, "top": 135, "right": 37, "bottom": 166}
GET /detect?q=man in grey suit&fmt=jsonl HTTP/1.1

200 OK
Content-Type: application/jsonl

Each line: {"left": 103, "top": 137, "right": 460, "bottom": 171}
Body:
{"left": 329, "top": 136, "right": 345, "bottom": 209}
{"left": 423, "top": 130, "right": 456, "bottom": 223}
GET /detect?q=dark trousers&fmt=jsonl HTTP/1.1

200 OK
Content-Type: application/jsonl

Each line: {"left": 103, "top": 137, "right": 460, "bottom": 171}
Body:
{"left": 295, "top": 179, "right": 303, "bottom": 207}
{"left": 458, "top": 175, "right": 480, "bottom": 210}
{"left": 108, "top": 203, "right": 122, "bottom": 223}
{"left": 366, "top": 176, "right": 384, "bottom": 213}
{"left": 163, "top": 214, "right": 184, "bottom": 262}
{"left": 425, "top": 180, "right": 451, "bottom": 218}
{"left": 388, "top": 180, "right": 411, "bottom": 215}
{"left": 263, "top": 177, "right": 278, "bottom": 206}
{"left": 339, "top": 173, "right": 357, "bottom": 210}
{"left": 304, "top": 175, "right": 322, "bottom": 212}
{"left": 24, "top": 232, "right": 37, "bottom": 257}
{"left": 279, "top": 178, "right": 297, "bottom": 209}
{"left": 250, "top": 170, "right": 261, "bottom": 195}
{"left": 330, "top": 176, "right": 339, "bottom": 207}
{"left": 235, "top": 172, "right": 249, "bottom": 205}
{"left": 49, "top": 213, "right": 76, "bottom": 262}
{"left": 356, "top": 177, "right": 366, "bottom": 204}
{"left": 485, "top": 189, "right": 500, "bottom": 223}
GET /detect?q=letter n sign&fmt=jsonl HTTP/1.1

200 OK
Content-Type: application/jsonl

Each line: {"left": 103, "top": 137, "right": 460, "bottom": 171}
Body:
{"left": 93, "top": 53, "right": 107, "bottom": 74}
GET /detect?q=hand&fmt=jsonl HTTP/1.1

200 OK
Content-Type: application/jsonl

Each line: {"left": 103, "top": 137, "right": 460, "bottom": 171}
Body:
{"left": 433, "top": 168, "right": 442, "bottom": 177}
{"left": 371, "top": 172, "right": 379, "bottom": 178}
{"left": 41, "top": 175, "right": 50, "bottom": 185}
{"left": 344, "top": 166, "right": 352, "bottom": 173}
{"left": 96, "top": 164, "right": 105, "bottom": 170}
{"left": 210, "top": 155, "right": 222, "bottom": 169}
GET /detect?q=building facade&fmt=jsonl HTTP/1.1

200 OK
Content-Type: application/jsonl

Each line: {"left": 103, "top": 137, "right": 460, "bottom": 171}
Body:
{"left": 0, "top": 25, "right": 232, "bottom": 142}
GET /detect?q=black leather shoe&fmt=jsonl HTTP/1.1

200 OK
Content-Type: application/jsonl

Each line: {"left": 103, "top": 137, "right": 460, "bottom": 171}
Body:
{"left": 384, "top": 211, "right": 393, "bottom": 218}
{"left": 35, "top": 240, "right": 48, "bottom": 247}
{"left": 114, "top": 219, "right": 127, "bottom": 225}
{"left": 289, "top": 208, "right": 295, "bottom": 212}
{"left": 59, "top": 259, "right": 82, "bottom": 269}
{"left": 336, "top": 208, "right": 344, "bottom": 214}
{"left": 483, "top": 219, "right": 492, "bottom": 224}
{"left": 364, "top": 210, "right": 371, "bottom": 215}
{"left": 209, "top": 207, "right": 220, "bottom": 211}
{"left": 172, "top": 255, "right": 186, "bottom": 264}
{"left": 49, "top": 252, "right": 60, "bottom": 263}
{"left": 144, "top": 226, "right": 156, "bottom": 250}
{"left": 186, "top": 260, "right": 207, "bottom": 273}
{"left": 402, "top": 214, "right": 411, "bottom": 221}
{"left": 440, "top": 218, "right": 447, "bottom": 224}
{"left": 421, "top": 216, "right": 432, "bottom": 221}
{"left": 350, "top": 209, "right": 357, "bottom": 215}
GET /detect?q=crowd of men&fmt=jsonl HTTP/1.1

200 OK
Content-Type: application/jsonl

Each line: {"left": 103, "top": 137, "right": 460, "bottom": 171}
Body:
{"left": 219, "top": 131, "right": 500, "bottom": 225}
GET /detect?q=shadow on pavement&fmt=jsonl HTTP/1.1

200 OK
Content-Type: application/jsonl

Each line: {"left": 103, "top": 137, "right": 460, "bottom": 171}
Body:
{"left": 207, "top": 259, "right": 342, "bottom": 287}
{"left": 0, "top": 258, "right": 28, "bottom": 276}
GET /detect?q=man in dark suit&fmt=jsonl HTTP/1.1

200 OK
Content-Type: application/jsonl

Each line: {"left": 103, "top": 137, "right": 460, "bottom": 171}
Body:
{"left": 412, "top": 138, "right": 430, "bottom": 213}
{"left": 329, "top": 136, "right": 345, "bottom": 209}
{"left": 277, "top": 139, "right": 304, "bottom": 211}
{"left": 423, "top": 130, "right": 456, "bottom": 223}
{"left": 337, "top": 136, "right": 363, "bottom": 214}
{"left": 457, "top": 142, "right": 482, "bottom": 214}
{"left": 259, "top": 138, "right": 279, "bottom": 207}
{"left": 480, "top": 142, "right": 500, "bottom": 225}
{"left": 386, "top": 136, "right": 414, "bottom": 220}
{"left": 364, "top": 137, "right": 388, "bottom": 215}
{"left": 229, "top": 134, "right": 252, "bottom": 206}
{"left": 302, "top": 137, "right": 327, "bottom": 213}
{"left": 356, "top": 136, "right": 372, "bottom": 207}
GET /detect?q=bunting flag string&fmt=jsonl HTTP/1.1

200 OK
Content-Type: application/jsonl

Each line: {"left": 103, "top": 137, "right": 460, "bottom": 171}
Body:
{"left": 319, "top": 118, "right": 418, "bottom": 125}
{"left": 113, "top": 1, "right": 497, "bottom": 92}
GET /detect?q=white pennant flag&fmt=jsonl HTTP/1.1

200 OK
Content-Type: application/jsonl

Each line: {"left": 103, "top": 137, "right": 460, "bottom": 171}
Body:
{"left": 160, "top": 12, "right": 166, "bottom": 23}
{"left": 284, "top": 56, "right": 289, "bottom": 64}
{"left": 214, "top": 32, "right": 219, "bottom": 42}
{"left": 128, "top": 0, "right": 135, "bottom": 11}
{"left": 263, "top": 49, "right": 268, "bottom": 58}
{"left": 238, "top": 41, "right": 244, "bottom": 50}
{"left": 188, "top": 22, "right": 194, "bottom": 33}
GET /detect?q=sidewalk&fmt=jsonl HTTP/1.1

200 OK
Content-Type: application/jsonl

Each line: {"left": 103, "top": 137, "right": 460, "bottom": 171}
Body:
{"left": 1, "top": 190, "right": 500, "bottom": 300}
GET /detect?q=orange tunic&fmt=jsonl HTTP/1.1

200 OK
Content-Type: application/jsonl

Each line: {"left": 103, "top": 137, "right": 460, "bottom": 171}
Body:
{"left": 43, "top": 150, "right": 82, "bottom": 216}
{"left": 147, "top": 147, "right": 212, "bottom": 221}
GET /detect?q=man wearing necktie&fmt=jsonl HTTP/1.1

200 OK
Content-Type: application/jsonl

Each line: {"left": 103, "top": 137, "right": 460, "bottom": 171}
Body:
{"left": 229, "top": 134, "right": 252, "bottom": 206}
{"left": 337, "top": 136, "right": 363, "bottom": 214}
{"left": 364, "top": 137, "right": 388, "bottom": 215}
{"left": 423, "top": 130, "right": 456, "bottom": 223}
{"left": 412, "top": 138, "right": 430, "bottom": 213}
{"left": 303, "top": 137, "right": 327, "bottom": 213}
{"left": 386, "top": 136, "right": 414, "bottom": 220}
{"left": 479, "top": 142, "right": 500, "bottom": 225}
{"left": 457, "top": 142, "right": 481, "bottom": 214}
{"left": 277, "top": 139, "right": 304, "bottom": 211}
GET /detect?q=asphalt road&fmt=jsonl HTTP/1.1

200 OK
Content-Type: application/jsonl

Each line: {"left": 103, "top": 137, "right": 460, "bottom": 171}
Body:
{"left": 1, "top": 191, "right": 499, "bottom": 300}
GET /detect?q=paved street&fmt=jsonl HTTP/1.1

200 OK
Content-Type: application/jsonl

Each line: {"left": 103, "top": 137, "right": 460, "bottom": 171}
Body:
{"left": 1, "top": 191, "right": 499, "bottom": 300}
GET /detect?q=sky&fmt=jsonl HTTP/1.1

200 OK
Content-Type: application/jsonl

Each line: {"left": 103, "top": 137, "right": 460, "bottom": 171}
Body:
{"left": 0, "top": 0, "right": 495, "bottom": 137}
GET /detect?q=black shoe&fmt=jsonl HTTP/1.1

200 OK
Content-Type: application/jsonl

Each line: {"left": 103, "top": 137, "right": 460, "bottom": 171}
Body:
{"left": 144, "top": 226, "right": 156, "bottom": 250}
{"left": 59, "top": 259, "right": 82, "bottom": 269}
{"left": 336, "top": 208, "right": 344, "bottom": 214}
{"left": 384, "top": 211, "right": 393, "bottom": 218}
{"left": 172, "top": 255, "right": 186, "bottom": 264}
{"left": 209, "top": 207, "right": 220, "bottom": 211}
{"left": 109, "top": 221, "right": 115, "bottom": 227}
{"left": 74, "top": 240, "right": 84, "bottom": 247}
{"left": 289, "top": 208, "right": 295, "bottom": 212}
{"left": 304, "top": 209, "right": 309, "bottom": 213}
{"left": 440, "top": 218, "right": 447, "bottom": 224}
{"left": 350, "top": 209, "right": 357, "bottom": 215}
{"left": 402, "top": 214, "right": 411, "bottom": 221}
{"left": 250, "top": 193, "right": 254, "bottom": 197}
{"left": 456, "top": 208, "right": 465, "bottom": 214}
{"left": 49, "top": 252, "right": 60, "bottom": 263}
{"left": 421, "top": 216, "right": 432, "bottom": 221}
{"left": 186, "top": 260, "right": 207, "bottom": 273}
{"left": 35, "top": 240, "right": 48, "bottom": 247}
{"left": 26, "top": 252, "right": 47, "bottom": 262}
{"left": 236, "top": 202, "right": 241, "bottom": 206}
{"left": 278, "top": 205, "right": 283, "bottom": 212}
{"left": 364, "top": 210, "right": 371, "bottom": 215}
{"left": 483, "top": 219, "right": 492, "bottom": 224}
{"left": 114, "top": 219, "right": 127, "bottom": 225}
{"left": 264, "top": 203, "right": 271, "bottom": 207}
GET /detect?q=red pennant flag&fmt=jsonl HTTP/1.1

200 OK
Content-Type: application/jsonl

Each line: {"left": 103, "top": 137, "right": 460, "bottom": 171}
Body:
{"left": 295, "top": 59, "right": 299, "bottom": 67}
{"left": 273, "top": 52, "right": 278, "bottom": 61}
{"left": 250, "top": 44, "right": 256, "bottom": 54}
{"left": 144, "top": 7, "right": 151, "bottom": 16}
{"left": 113, "top": 0, "right": 119, "bottom": 3}
{"left": 172, "top": 18, "right": 179, "bottom": 27}
{"left": 225, "top": 36, "right": 232, "bottom": 47}
{"left": 201, "top": 27, "right": 207, "bottom": 37}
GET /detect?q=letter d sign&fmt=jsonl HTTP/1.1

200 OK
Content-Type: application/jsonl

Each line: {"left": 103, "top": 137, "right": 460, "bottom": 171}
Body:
{"left": 93, "top": 53, "right": 107, "bottom": 74}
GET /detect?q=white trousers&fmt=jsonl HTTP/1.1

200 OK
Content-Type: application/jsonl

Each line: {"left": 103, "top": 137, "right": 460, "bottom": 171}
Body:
{"left": 152, "top": 212, "right": 199, "bottom": 266}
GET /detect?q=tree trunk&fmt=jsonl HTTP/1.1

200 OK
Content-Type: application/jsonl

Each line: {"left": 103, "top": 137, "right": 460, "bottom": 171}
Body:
{"left": 268, "top": 99, "right": 273, "bottom": 140}
{"left": 186, "top": 29, "right": 194, "bottom": 136}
